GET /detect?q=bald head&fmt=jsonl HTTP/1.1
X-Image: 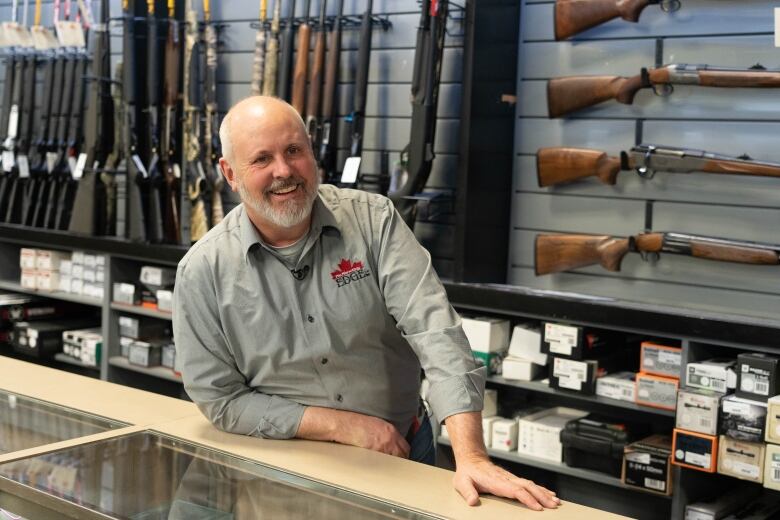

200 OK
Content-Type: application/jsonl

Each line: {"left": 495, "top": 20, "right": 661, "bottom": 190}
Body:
{"left": 219, "top": 96, "right": 307, "bottom": 166}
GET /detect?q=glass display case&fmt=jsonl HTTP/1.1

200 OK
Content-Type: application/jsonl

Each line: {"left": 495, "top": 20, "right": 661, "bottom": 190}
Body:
{"left": 0, "top": 431, "right": 441, "bottom": 519}
{"left": 0, "top": 390, "right": 127, "bottom": 455}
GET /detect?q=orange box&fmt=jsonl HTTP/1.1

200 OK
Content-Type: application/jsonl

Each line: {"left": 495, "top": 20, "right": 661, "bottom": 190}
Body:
{"left": 639, "top": 342, "right": 682, "bottom": 379}
{"left": 672, "top": 428, "right": 718, "bottom": 473}
{"left": 635, "top": 373, "right": 678, "bottom": 410}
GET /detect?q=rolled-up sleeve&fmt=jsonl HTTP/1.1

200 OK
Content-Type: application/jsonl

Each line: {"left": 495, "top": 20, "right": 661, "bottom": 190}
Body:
{"left": 173, "top": 259, "right": 306, "bottom": 439}
{"left": 375, "top": 200, "right": 486, "bottom": 422}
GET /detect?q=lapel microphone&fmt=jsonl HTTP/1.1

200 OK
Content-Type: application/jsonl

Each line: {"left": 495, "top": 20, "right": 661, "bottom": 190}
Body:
{"left": 290, "top": 265, "right": 310, "bottom": 280}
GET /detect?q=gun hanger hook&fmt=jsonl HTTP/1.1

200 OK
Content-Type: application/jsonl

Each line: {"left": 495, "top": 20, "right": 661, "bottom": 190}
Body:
{"left": 636, "top": 146, "right": 656, "bottom": 179}
{"left": 660, "top": 0, "right": 681, "bottom": 13}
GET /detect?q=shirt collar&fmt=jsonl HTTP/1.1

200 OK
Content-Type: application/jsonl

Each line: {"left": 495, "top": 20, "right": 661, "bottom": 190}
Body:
{"left": 239, "top": 189, "right": 342, "bottom": 259}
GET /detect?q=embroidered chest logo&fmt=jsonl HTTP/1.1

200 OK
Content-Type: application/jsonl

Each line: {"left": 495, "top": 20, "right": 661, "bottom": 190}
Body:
{"left": 331, "top": 258, "right": 371, "bottom": 287}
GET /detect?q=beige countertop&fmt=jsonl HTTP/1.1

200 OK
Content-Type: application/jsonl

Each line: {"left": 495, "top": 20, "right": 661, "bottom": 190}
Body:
{"left": 0, "top": 357, "right": 628, "bottom": 519}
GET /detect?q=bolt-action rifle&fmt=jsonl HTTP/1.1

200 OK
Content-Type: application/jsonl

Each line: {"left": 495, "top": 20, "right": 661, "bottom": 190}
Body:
{"left": 291, "top": 0, "right": 312, "bottom": 115}
{"left": 277, "top": 0, "right": 297, "bottom": 102}
{"left": 319, "top": 0, "right": 344, "bottom": 181}
{"left": 548, "top": 64, "right": 780, "bottom": 118}
{"left": 203, "top": 0, "right": 222, "bottom": 228}
{"left": 305, "top": 0, "right": 326, "bottom": 154}
{"left": 537, "top": 145, "right": 780, "bottom": 187}
{"left": 250, "top": 0, "right": 267, "bottom": 96}
{"left": 535, "top": 232, "right": 780, "bottom": 275}
{"left": 262, "top": 0, "right": 281, "bottom": 96}
{"left": 161, "top": 0, "right": 181, "bottom": 243}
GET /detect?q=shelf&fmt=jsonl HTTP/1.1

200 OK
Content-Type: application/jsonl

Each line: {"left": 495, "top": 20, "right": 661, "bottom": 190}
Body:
{"left": 0, "top": 280, "right": 102, "bottom": 307}
{"left": 110, "top": 302, "right": 172, "bottom": 320}
{"left": 437, "top": 436, "right": 670, "bottom": 498}
{"left": 108, "top": 356, "right": 181, "bottom": 383}
{"left": 488, "top": 376, "right": 676, "bottom": 418}
{"left": 53, "top": 353, "right": 100, "bottom": 371}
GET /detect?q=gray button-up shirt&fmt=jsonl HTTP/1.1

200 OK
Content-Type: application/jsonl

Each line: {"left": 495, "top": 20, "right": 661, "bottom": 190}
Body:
{"left": 173, "top": 185, "right": 486, "bottom": 439}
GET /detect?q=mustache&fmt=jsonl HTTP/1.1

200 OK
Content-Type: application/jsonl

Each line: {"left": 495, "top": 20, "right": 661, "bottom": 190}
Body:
{"left": 265, "top": 177, "right": 305, "bottom": 194}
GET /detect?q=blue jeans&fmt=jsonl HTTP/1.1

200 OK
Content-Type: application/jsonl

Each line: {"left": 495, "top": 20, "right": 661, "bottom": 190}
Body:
{"left": 408, "top": 415, "right": 436, "bottom": 466}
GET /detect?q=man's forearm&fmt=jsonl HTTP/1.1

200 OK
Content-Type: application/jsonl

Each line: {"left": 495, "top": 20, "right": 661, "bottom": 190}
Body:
{"left": 444, "top": 411, "right": 488, "bottom": 462}
{"left": 295, "top": 406, "right": 343, "bottom": 441}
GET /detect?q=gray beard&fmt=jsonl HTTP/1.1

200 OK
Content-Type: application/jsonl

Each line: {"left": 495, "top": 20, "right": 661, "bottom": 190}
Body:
{"left": 238, "top": 177, "right": 320, "bottom": 228}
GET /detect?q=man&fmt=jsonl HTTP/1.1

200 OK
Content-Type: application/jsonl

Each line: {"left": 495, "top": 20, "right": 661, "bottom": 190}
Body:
{"left": 173, "top": 96, "right": 559, "bottom": 511}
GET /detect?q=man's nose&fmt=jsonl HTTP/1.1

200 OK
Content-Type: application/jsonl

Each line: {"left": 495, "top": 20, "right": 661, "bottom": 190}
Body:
{"left": 273, "top": 155, "right": 294, "bottom": 178}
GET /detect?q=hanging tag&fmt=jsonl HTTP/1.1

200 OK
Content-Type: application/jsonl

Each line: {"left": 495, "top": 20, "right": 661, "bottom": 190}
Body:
{"left": 131, "top": 154, "right": 149, "bottom": 178}
{"left": 7, "top": 105, "right": 18, "bottom": 139}
{"left": 55, "top": 20, "right": 86, "bottom": 48}
{"left": 12, "top": 25, "right": 34, "bottom": 48}
{"left": 776, "top": 8, "right": 780, "bottom": 47}
{"left": 2, "top": 150, "right": 14, "bottom": 172}
{"left": 31, "top": 26, "right": 59, "bottom": 51}
{"left": 17, "top": 154, "right": 29, "bottom": 178}
{"left": 68, "top": 155, "right": 78, "bottom": 174}
{"left": 72, "top": 153, "right": 88, "bottom": 179}
{"left": 340, "top": 157, "right": 361, "bottom": 184}
{"left": 46, "top": 151, "right": 58, "bottom": 173}
{"left": 173, "top": 163, "right": 181, "bottom": 179}
{"left": 0, "top": 22, "right": 21, "bottom": 47}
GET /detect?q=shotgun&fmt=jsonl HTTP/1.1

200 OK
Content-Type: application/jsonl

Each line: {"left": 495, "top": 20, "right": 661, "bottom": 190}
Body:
{"left": 277, "top": 0, "right": 297, "bottom": 102}
{"left": 250, "top": 0, "right": 267, "bottom": 95}
{"left": 548, "top": 64, "right": 780, "bottom": 118}
{"left": 161, "top": 0, "right": 181, "bottom": 243}
{"left": 305, "top": 0, "right": 326, "bottom": 154}
{"left": 535, "top": 232, "right": 780, "bottom": 275}
{"left": 319, "top": 0, "right": 344, "bottom": 182}
{"left": 554, "top": 0, "right": 681, "bottom": 41}
{"left": 262, "top": 0, "right": 281, "bottom": 96}
{"left": 537, "top": 145, "right": 780, "bottom": 187}
{"left": 291, "top": 0, "right": 312, "bottom": 115}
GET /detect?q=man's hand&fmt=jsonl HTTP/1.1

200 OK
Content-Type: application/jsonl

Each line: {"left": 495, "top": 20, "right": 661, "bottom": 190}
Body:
{"left": 296, "top": 406, "right": 410, "bottom": 458}
{"left": 452, "top": 452, "right": 559, "bottom": 510}
{"left": 445, "top": 412, "right": 560, "bottom": 510}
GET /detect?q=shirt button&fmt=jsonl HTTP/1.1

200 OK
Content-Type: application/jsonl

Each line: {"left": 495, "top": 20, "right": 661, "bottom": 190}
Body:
{"left": 336, "top": 394, "right": 343, "bottom": 402}
{"left": 307, "top": 315, "right": 315, "bottom": 323}
{"left": 321, "top": 358, "right": 328, "bottom": 365}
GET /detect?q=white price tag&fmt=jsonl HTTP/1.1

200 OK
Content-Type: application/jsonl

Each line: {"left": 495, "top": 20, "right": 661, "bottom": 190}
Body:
{"left": 16, "top": 154, "right": 29, "bottom": 178}
{"left": 7, "top": 104, "right": 19, "bottom": 139}
{"left": 131, "top": 154, "right": 148, "bottom": 178}
{"left": 732, "top": 460, "right": 760, "bottom": 479}
{"left": 31, "top": 26, "right": 58, "bottom": 50}
{"left": 2, "top": 150, "right": 15, "bottom": 172}
{"left": 55, "top": 20, "right": 86, "bottom": 48}
{"left": 658, "top": 350, "right": 680, "bottom": 366}
{"left": 626, "top": 452, "right": 652, "bottom": 465}
{"left": 46, "top": 151, "right": 58, "bottom": 173}
{"left": 340, "top": 156, "right": 361, "bottom": 184}
{"left": 775, "top": 8, "right": 780, "bottom": 47}
{"left": 72, "top": 152, "right": 87, "bottom": 179}
{"left": 545, "top": 323, "right": 578, "bottom": 356}
{"left": 684, "top": 451, "right": 710, "bottom": 468}
{"left": 723, "top": 400, "right": 751, "bottom": 416}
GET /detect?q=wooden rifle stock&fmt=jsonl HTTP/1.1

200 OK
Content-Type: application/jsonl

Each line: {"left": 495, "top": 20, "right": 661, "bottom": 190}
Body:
{"left": 555, "top": 0, "right": 653, "bottom": 40}
{"left": 537, "top": 147, "right": 622, "bottom": 186}
{"left": 250, "top": 0, "right": 267, "bottom": 96}
{"left": 547, "top": 74, "right": 646, "bottom": 118}
{"left": 262, "top": 0, "right": 281, "bottom": 96}
{"left": 535, "top": 234, "right": 632, "bottom": 275}
{"left": 291, "top": 0, "right": 312, "bottom": 115}
{"left": 305, "top": 1, "right": 326, "bottom": 150}
{"left": 162, "top": 0, "right": 181, "bottom": 244}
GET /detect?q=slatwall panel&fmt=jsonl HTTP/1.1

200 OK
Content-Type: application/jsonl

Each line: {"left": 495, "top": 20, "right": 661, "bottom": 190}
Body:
{"left": 510, "top": 0, "right": 780, "bottom": 320}
{"left": 0, "top": 0, "right": 462, "bottom": 279}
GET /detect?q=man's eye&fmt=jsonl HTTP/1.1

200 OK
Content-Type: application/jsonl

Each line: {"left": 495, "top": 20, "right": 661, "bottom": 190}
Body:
{"left": 287, "top": 146, "right": 301, "bottom": 155}
{"left": 256, "top": 155, "right": 271, "bottom": 165}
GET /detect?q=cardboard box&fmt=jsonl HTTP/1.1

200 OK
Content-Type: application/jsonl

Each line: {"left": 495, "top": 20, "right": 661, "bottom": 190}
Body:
{"left": 80, "top": 333, "right": 102, "bottom": 367}
{"left": 82, "top": 267, "right": 96, "bottom": 283}
{"left": 636, "top": 373, "right": 678, "bottom": 410}
{"left": 156, "top": 290, "right": 173, "bottom": 312}
{"left": 508, "top": 324, "right": 546, "bottom": 366}
{"left": 491, "top": 419, "right": 518, "bottom": 451}
{"left": 720, "top": 394, "right": 766, "bottom": 443}
{"left": 764, "top": 444, "right": 780, "bottom": 491}
{"left": 736, "top": 352, "right": 780, "bottom": 402}
{"left": 622, "top": 434, "right": 673, "bottom": 496}
{"left": 36, "top": 250, "right": 70, "bottom": 271}
{"left": 113, "top": 283, "right": 140, "bottom": 306}
{"left": 686, "top": 359, "right": 737, "bottom": 394}
{"left": 20, "top": 270, "right": 37, "bottom": 290}
{"left": 71, "top": 251, "right": 84, "bottom": 265}
{"left": 717, "top": 436, "right": 764, "bottom": 483}
{"left": 36, "top": 270, "right": 59, "bottom": 292}
{"left": 83, "top": 254, "right": 97, "bottom": 268}
{"left": 58, "top": 275, "right": 71, "bottom": 293}
{"left": 765, "top": 395, "right": 780, "bottom": 444}
{"left": 140, "top": 265, "right": 176, "bottom": 288}
{"left": 95, "top": 255, "right": 105, "bottom": 267}
{"left": 96, "top": 268, "right": 105, "bottom": 284}
{"left": 676, "top": 389, "right": 720, "bottom": 436}
{"left": 723, "top": 498, "right": 780, "bottom": 520}
{"left": 119, "top": 336, "right": 134, "bottom": 358}
{"left": 118, "top": 316, "right": 168, "bottom": 340}
{"left": 128, "top": 340, "right": 162, "bottom": 367}
{"left": 19, "top": 248, "right": 37, "bottom": 269}
{"left": 640, "top": 342, "right": 681, "bottom": 379}
{"left": 686, "top": 486, "right": 761, "bottom": 520}
{"left": 542, "top": 322, "right": 582, "bottom": 359}
{"left": 672, "top": 428, "right": 718, "bottom": 473}
{"left": 596, "top": 372, "right": 636, "bottom": 402}
{"left": 70, "top": 278, "right": 83, "bottom": 295}
{"left": 472, "top": 350, "right": 504, "bottom": 375}
{"left": 517, "top": 407, "right": 589, "bottom": 462}
{"left": 461, "top": 316, "right": 510, "bottom": 353}
{"left": 483, "top": 389, "right": 497, "bottom": 418}
{"left": 549, "top": 357, "right": 597, "bottom": 394}
{"left": 161, "top": 342, "right": 176, "bottom": 369}
{"left": 59, "top": 260, "right": 72, "bottom": 275}
{"left": 71, "top": 263, "right": 84, "bottom": 280}
{"left": 482, "top": 416, "right": 500, "bottom": 448}
{"left": 502, "top": 356, "right": 541, "bottom": 381}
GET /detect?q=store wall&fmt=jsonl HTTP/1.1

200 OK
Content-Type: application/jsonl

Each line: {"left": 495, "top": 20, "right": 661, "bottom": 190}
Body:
{"left": 509, "top": 0, "right": 780, "bottom": 320}
{"left": 0, "top": 0, "right": 463, "bottom": 278}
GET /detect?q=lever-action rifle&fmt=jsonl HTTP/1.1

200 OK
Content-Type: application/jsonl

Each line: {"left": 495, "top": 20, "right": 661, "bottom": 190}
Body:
{"left": 390, "top": 0, "right": 447, "bottom": 229}
{"left": 548, "top": 64, "right": 780, "bottom": 118}
{"left": 318, "top": 0, "right": 343, "bottom": 181}
{"left": 535, "top": 232, "right": 780, "bottom": 275}
{"left": 262, "top": 0, "right": 281, "bottom": 96}
{"left": 554, "top": 0, "right": 681, "bottom": 41}
{"left": 537, "top": 145, "right": 780, "bottom": 187}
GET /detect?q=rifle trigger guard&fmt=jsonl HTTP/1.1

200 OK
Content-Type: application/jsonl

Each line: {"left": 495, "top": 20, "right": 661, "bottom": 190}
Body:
{"left": 652, "top": 82, "right": 673, "bottom": 97}
{"left": 637, "top": 147, "right": 656, "bottom": 179}
{"left": 660, "top": 0, "right": 681, "bottom": 12}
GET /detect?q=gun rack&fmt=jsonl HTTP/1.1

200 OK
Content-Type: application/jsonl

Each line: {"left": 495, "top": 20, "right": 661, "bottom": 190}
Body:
{"left": 397, "top": 191, "right": 453, "bottom": 223}
{"left": 250, "top": 14, "right": 392, "bottom": 33}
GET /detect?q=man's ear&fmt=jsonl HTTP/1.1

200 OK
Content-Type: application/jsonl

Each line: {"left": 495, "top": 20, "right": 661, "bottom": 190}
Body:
{"left": 219, "top": 158, "right": 239, "bottom": 192}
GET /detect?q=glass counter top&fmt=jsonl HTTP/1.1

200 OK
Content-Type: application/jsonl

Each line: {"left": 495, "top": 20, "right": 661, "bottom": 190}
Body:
{"left": 0, "top": 390, "right": 128, "bottom": 455}
{"left": 0, "top": 431, "right": 441, "bottom": 519}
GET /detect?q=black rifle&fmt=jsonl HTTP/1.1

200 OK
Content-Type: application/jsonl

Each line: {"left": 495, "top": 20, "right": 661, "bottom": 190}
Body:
{"left": 390, "top": 0, "right": 448, "bottom": 229}
{"left": 4, "top": 51, "right": 36, "bottom": 224}
{"left": 123, "top": 0, "right": 148, "bottom": 241}
{"left": 38, "top": 48, "right": 66, "bottom": 228}
{"left": 23, "top": 50, "right": 56, "bottom": 226}
{"left": 161, "top": 0, "right": 181, "bottom": 244}
{"left": 305, "top": 0, "right": 327, "bottom": 154}
{"left": 319, "top": 0, "right": 344, "bottom": 182}
{"left": 68, "top": 0, "right": 114, "bottom": 235}
{"left": 343, "top": 0, "right": 373, "bottom": 183}
{"left": 203, "top": 0, "right": 222, "bottom": 229}
{"left": 143, "top": 0, "right": 164, "bottom": 243}
{"left": 277, "top": 0, "right": 297, "bottom": 102}
{"left": 0, "top": 54, "right": 18, "bottom": 210}
{"left": 53, "top": 50, "right": 87, "bottom": 230}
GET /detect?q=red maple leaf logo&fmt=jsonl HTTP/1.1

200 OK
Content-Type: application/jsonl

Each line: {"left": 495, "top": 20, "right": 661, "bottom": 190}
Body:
{"left": 331, "top": 258, "right": 364, "bottom": 279}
